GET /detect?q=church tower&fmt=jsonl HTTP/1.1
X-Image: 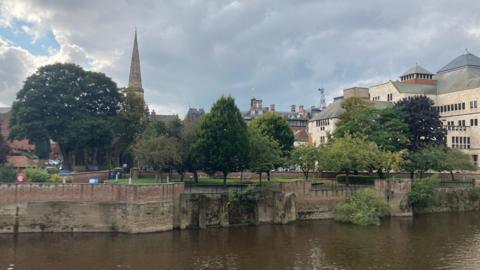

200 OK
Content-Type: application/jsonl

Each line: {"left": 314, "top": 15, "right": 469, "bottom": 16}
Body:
{"left": 128, "top": 30, "right": 144, "bottom": 97}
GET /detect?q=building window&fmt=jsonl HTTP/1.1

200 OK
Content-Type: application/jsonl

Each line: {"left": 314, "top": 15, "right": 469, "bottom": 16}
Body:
{"left": 387, "top": 93, "right": 393, "bottom": 102}
{"left": 473, "top": 155, "right": 478, "bottom": 167}
{"left": 470, "top": 100, "right": 478, "bottom": 109}
{"left": 462, "top": 102, "right": 466, "bottom": 110}
{"left": 455, "top": 104, "right": 458, "bottom": 110}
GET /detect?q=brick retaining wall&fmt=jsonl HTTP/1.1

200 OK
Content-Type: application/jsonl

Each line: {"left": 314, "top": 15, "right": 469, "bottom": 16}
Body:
{"left": 0, "top": 183, "right": 184, "bottom": 204}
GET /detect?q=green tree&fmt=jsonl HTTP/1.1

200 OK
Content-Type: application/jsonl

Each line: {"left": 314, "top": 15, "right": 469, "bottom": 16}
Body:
{"left": 250, "top": 112, "right": 294, "bottom": 156}
{"left": 441, "top": 148, "right": 476, "bottom": 180}
{"left": 9, "top": 63, "right": 122, "bottom": 169}
{"left": 405, "top": 146, "right": 445, "bottom": 178}
{"left": 115, "top": 87, "right": 149, "bottom": 167}
{"left": 248, "top": 127, "right": 282, "bottom": 183}
{"left": 395, "top": 96, "right": 446, "bottom": 151}
{"left": 132, "top": 134, "right": 180, "bottom": 180}
{"left": 290, "top": 144, "right": 321, "bottom": 180}
{"left": 325, "top": 135, "right": 380, "bottom": 184}
{"left": 0, "top": 124, "right": 9, "bottom": 164}
{"left": 177, "top": 115, "right": 203, "bottom": 182}
{"left": 334, "top": 98, "right": 409, "bottom": 152}
{"left": 193, "top": 96, "right": 249, "bottom": 185}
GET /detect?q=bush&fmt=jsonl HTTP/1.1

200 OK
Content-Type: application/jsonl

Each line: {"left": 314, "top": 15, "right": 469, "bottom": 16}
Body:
{"left": 335, "top": 188, "right": 390, "bottom": 226}
{"left": 468, "top": 188, "right": 480, "bottom": 202}
{"left": 0, "top": 165, "right": 17, "bottom": 183}
{"left": 336, "top": 175, "right": 376, "bottom": 185}
{"left": 24, "top": 168, "right": 50, "bottom": 183}
{"left": 49, "top": 173, "right": 63, "bottom": 183}
{"left": 408, "top": 177, "right": 440, "bottom": 210}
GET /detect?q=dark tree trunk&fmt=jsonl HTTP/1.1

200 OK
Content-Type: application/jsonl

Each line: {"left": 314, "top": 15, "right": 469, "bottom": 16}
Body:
{"left": 259, "top": 172, "right": 262, "bottom": 185}
{"left": 345, "top": 170, "right": 350, "bottom": 186}
{"left": 410, "top": 171, "right": 414, "bottom": 180}
{"left": 302, "top": 170, "right": 309, "bottom": 180}
{"left": 267, "top": 171, "right": 271, "bottom": 181}
{"left": 193, "top": 171, "right": 199, "bottom": 183}
{"left": 223, "top": 171, "right": 228, "bottom": 187}
{"left": 450, "top": 170, "right": 455, "bottom": 181}
{"left": 60, "top": 144, "right": 71, "bottom": 170}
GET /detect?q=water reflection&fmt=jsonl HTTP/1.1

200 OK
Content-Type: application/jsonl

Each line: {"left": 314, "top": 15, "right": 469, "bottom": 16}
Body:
{"left": 1, "top": 212, "right": 480, "bottom": 269}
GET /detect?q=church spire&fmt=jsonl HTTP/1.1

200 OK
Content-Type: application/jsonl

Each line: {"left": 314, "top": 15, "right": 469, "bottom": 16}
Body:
{"left": 128, "top": 30, "right": 143, "bottom": 95}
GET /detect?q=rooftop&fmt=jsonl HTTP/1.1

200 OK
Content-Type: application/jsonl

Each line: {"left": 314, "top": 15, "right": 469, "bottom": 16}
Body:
{"left": 437, "top": 52, "right": 480, "bottom": 74}
{"left": 402, "top": 64, "right": 432, "bottom": 76}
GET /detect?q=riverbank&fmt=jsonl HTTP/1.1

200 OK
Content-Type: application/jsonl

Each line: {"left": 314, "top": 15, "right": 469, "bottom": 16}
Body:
{"left": 0, "top": 180, "right": 479, "bottom": 234}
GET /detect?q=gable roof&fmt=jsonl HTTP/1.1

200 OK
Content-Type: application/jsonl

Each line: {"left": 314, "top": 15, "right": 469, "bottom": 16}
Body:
{"left": 437, "top": 53, "right": 480, "bottom": 74}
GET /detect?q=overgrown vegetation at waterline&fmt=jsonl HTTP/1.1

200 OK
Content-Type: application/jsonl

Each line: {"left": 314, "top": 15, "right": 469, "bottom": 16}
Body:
{"left": 409, "top": 177, "right": 480, "bottom": 212}
{"left": 335, "top": 188, "right": 390, "bottom": 226}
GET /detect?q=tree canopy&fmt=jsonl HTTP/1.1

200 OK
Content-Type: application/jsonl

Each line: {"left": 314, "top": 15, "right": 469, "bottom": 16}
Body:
{"left": 290, "top": 144, "right": 323, "bottom": 180}
{"left": 9, "top": 63, "right": 122, "bottom": 168}
{"left": 0, "top": 124, "right": 9, "bottom": 164}
{"left": 334, "top": 97, "right": 409, "bottom": 152}
{"left": 250, "top": 112, "right": 294, "bottom": 156}
{"left": 193, "top": 96, "right": 249, "bottom": 184}
{"left": 394, "top": 96, "right": 446, "bottom": 151}
{"left": 248, "top": 127, "right": 282, "bottom": 182}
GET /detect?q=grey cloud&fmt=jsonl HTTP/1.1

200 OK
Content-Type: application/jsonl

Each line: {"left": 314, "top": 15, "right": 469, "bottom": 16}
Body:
{"left": 2, "top": 0, "right": 480, "bottom": 114}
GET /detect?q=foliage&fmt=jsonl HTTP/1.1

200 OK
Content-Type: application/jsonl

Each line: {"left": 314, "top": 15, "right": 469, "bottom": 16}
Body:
{"left": 0, "top": 165, "right": 16, "bottom": 182}
{"left": 324, "top": 135, "right": 381, "bottom": 182}
{"left": 404, "top": 146, "right": 445, "bottom": 177}
{"left": 132, "top": 135, "right": 181, "bottom": 178}
{"left": 408, "top": 177, "right": 440, "bottom": 210}
{"left": 192, "top": 96, "right": 249, "bottom": 184}
{"left": 334, "top": 98, "right": 409, "bottom": 152}
{"left": 336, "top": 175, "right": 376, "bottom": 185}
{"left": 0, "top": 124, "right": 9, "bottom": 164}
{"left": 249, "top": 112, "right": 294, "bottom": 156}
{"left": 49, "top": 173, "right": 63, "bottom": 183}
{"left": 247, "top": 127, "right": 282, "bottom": 182}
{"left": 115, "top": 87, "right": 150, "bottom": 167}
{"left": 468, "top": 188, "right": 480, "bottom": 202}
{"left": 9, "top": 63, "right": 123, "bottom": 169}
{"left": 290, "top": 144, "right": 322, "bottom": 180}
{"left": 441, "top": 148, "right": 476, "bottom": 180}
{"left": 24, "top": 168, "right": 50, "bottom": 183}
{"left": 335, "top": 188, "right": 390, "bottom": 226}
{"left": 177, "top": 115, "right": 203, "bottom": 181}
{"left": 375, "top": 150, "right": 405, "bottom": 178}
{"left": 34, "top": 139, "right": 51, "bottom": 159}
{"left": 394, "top": 96, "right": 446, "bottom": 151}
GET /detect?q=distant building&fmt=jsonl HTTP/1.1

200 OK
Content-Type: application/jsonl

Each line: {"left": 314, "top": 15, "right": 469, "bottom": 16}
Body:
{"left": 369, "top": 52, "right": 480, "bottom": 168}
{"left": 184, "top": 108, "right": 205, "bottom": 121}
{"left": 308, "top": 88, "right": 391, "bottom": 145}
{"left": 242, "top": 97, "right": 311, "bottom": 146}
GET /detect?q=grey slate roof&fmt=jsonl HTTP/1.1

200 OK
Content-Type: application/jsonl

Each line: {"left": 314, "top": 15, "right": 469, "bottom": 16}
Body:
{"left": 435, "top": 67, "right": 480, "bottom": 94}
{"left": 437, "top": 53, "right": 480, "bottom": 73}
{"left": 402, "top": 64, "right": 432, "bottom": 76}
{"left": 391, "top": 81, "right": 437, "bottom": 95}
{"left": 310, "top": 100, "right": 392, "bottom": 121}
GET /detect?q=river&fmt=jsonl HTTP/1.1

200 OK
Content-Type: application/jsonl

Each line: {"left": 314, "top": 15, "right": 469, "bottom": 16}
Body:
{"left": 1, "top": 212, "right": 480, "bottom": 270}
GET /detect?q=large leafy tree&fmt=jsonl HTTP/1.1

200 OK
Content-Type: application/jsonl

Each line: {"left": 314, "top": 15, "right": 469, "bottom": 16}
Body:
{"left": 440, "top": 148, "right": 476, "bottom": 180}
{"left": 177, "top": 115, "right": 203, "bottom": 182}
{"left": 193, "top": 96, "right": 249, "bottom": 185}
{"left": 250, "top": 112, "right": 294, "bottom": 156}
{"left": 248, "top": 127, "right": 282, "bottom": 183}
{"left": 9, "top": 63, "right": 122, "bottom": 169}
{"left": 404, "top": 146, "right": 445, "bottom": 178}
{"left": 115, "top": 87, "right": 150, "bottom": 167}
{"left": 394, "top": 96, "right": 446, "bottom": 151}
{"left": 290, "top": 144, "right": 322, "bottom": 180}
{"left": 132, "top": 134, "right": 180, "bottom": 180}
{"left": 334, "top": 97, "right": 409, "bottom": 152}
{"left": 325, "top": 135, "right": 382, "bottom": 184}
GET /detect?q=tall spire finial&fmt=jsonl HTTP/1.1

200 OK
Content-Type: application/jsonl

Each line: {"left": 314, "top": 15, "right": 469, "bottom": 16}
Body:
{"left": 128, "top": 29, "right": 143, "bottom": 95}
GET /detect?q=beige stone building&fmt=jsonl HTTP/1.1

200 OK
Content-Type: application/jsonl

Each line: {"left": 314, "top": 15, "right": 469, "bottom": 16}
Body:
{"left": 369, "top": 52, "right": 480, "bottom": 168}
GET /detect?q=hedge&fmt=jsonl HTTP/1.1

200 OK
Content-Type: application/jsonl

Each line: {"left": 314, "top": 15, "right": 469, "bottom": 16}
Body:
{"left": 0, "top": 165, "right": 17, "bottom": 183}
{"left": 336, "top": 174, "right": 376, "bottom": 185}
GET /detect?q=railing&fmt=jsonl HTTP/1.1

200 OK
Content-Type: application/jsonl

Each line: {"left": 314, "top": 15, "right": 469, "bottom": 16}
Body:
{"left": 439, "top": 180, "right": 474, "bottom": 189}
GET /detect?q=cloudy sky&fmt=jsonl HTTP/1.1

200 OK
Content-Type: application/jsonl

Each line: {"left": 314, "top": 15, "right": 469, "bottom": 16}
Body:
{"left": 1, "top": 0, "right": 480, "bottom": 116}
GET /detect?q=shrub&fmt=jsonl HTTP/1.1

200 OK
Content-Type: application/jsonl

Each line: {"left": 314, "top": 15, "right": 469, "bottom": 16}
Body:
{"left": 49, "top": 173, "right": 63, "bottom": 183}
{"left": 335, "top": 188, "right": 390, "bottom": 226}
{"left": 0, "top": 165, "right": 17, "bottom": 183}
{"left": 468, "top": 188, "right": 480, "bottom": 202}
{"left": 336, "top": 175, "right": 376, "bottom": 185}
{"left": 408, "top": 177, "right": 440, "bottom": 210}
{"left": 24, "top": 168, "right": 50, "bottom": 183}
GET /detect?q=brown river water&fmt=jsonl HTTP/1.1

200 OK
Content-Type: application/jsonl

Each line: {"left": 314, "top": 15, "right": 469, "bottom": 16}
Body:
{"left": 1, "top": 212, "right": 480, "bottom": 270}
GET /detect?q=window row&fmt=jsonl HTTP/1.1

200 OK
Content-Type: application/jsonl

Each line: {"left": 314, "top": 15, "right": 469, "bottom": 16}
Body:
{"left": 320, "top": 136, "right": 326, "bottom": 144}
{"left": 315, "top": 119, "right": 330, "bottom": 127}
{"left": 470, "top": 100, "right": 478, "bottom": 109}
{"left": 372, "top": 96, "right": 380, "bottom": 101}
{"left": 437, "top": 102, "right": 466, "bottom": 113}
{"left": 444, "top": 118, "right": 478, "bottom": 127}
{"left": 451, "top": 136, "right": 471, "bottom": 149}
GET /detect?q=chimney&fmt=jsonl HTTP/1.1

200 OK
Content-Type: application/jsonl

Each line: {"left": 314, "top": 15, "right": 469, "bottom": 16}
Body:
{"left": 291, "top": 105, "right": 296, "bottom": 112}
{"left": 299, "top": 105, "right": 305, "bottom": 114}
{"left": 270, "top": 104, "right": 275, "bottom": 112}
